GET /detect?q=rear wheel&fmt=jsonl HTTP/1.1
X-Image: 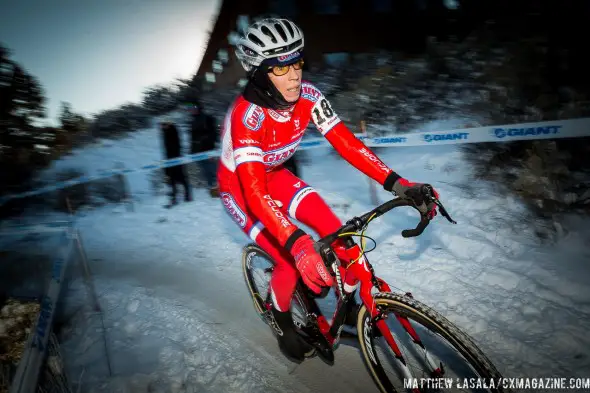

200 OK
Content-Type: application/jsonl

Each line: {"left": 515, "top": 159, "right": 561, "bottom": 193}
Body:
{"left": 241, "top": 243, "right": 310, "bottom": 337}
{"left": 357, "top": 292, "right": 511, "bottom": 393}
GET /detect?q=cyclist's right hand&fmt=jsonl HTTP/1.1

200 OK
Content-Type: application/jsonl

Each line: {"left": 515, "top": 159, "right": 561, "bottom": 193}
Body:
{"left": 289, "top": 234, "right": 333, "bottom": 294}
{"left": 391, "top": 178, "right": 439, "bottom": 219}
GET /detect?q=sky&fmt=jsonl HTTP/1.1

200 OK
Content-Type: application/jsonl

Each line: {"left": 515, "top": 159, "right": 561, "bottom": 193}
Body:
{"left": 0, "top": 0, "right": 220, "bottom": 126}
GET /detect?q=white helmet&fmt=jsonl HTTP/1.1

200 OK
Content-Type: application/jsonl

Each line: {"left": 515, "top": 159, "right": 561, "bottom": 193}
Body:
{"left": 235, "top": 18, "right": 304, "bottom": 73}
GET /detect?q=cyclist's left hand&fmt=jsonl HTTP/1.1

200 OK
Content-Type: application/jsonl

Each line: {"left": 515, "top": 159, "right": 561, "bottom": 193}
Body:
{"left": 391, "top": 178, "right": 439, "bottom": 219}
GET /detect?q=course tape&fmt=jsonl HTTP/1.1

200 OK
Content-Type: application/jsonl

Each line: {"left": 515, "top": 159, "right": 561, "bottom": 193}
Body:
{"left": 1, "top": 117, "right": 588, "bottom": 205}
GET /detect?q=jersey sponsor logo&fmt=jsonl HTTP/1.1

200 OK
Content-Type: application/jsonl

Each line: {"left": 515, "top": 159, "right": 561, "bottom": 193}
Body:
{"left": 238, "top": 138, "right": 260, "bottom": 145}
{"left": 278, "top": 51, "right": 300, "bottom": 63}
{"left": 423, "top": 132, "right": 469, "bottom": 142}
{"left": 263, "top": 139, "right": 300, "bottom": 166}
{"left": 291, "top": 128, "right": 305, "bottom": 140}
{"left": 242, "top": 104, "right": 265, "bottom": 131}
{"left": 301, "top": 84, "right": 322, "bottom": 102}
{"left": 492, "top": 125, "right": 561, "bottom": 138}
{"left": 359, "top": 147, "right": 390, "bottom": 173}
{"left": 267, "top": 108, "right": 293, "bottom": 122}
{"left": 234, "top": 146, "right": 264, "bottom": 166}
{"left": 263, "top": 195, "right": 291, "bottom": 228}
{"left": 288, "top": 186, "right": 314, "bottom": 218}
{"left": 221, "top": 192, "right": 247, "bottom": 228}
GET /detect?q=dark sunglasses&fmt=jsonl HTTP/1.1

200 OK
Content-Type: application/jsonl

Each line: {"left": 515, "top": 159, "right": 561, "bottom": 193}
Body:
{"left": 267, "top": 59, "right": 305, "bottom": 76}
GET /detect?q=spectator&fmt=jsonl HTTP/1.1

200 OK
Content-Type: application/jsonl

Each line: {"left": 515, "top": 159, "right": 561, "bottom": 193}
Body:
{"left": 160, "top": 118, "right": 192, "bottom": 207}
{"left": 186, "top": 102, "right": 220, "bottom": 197}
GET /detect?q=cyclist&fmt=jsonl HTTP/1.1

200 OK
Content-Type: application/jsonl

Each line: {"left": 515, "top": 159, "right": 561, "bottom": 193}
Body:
{"left": 217, "top": 17, "right": 439, "bottom": 363}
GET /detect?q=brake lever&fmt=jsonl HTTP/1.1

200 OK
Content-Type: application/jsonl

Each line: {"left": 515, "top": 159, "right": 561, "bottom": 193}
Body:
{"left": 434, "top": 199, "right": 457, "bottom": 224}
{"left": 421, "top": 184, "right": 457, "bottom": 224}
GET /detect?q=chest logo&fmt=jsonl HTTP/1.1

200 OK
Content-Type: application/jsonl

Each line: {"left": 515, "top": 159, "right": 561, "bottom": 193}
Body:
{"left": 242, "top": 104, "right": 265, "bottom": 131}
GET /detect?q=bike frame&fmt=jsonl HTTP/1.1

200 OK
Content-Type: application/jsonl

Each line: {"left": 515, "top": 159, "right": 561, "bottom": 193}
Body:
{"left": 304, "top": 194, "right": 455, "bottom": 361}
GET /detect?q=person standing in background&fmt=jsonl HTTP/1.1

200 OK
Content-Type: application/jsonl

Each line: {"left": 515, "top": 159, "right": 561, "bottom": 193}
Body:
{"left": 187, "top": 102, "right": 220, "bottom": 197}
{"left": 160, "top": 118, "right": 192, "bottom": 207}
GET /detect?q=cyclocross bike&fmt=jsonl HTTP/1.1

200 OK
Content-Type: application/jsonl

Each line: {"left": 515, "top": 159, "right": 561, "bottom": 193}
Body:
{"left": 242, "top": 185, "right": 510, "bottom": 392}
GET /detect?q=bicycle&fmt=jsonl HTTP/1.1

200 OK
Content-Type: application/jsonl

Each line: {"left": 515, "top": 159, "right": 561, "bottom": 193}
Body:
{"left": 242, "top": 185, "right": 510, "bottom": 392}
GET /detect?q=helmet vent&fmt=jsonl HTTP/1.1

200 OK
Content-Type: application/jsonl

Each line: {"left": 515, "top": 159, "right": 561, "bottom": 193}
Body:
{"left": 260, "top": 26, "right": 277, "bottom": 43}
{"left": 274, "top": 23, "right": 288, "bottom": 41}
{"left": 284, "top": 21, "right": 295, "bottom": 38}
{"left": 247, "top": 33, "right": 265, "bottom": 47}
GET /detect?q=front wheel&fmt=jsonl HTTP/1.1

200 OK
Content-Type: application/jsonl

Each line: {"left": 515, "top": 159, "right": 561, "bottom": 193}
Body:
{"left": 357, "top": 292, "right": 511, "bottom": 393}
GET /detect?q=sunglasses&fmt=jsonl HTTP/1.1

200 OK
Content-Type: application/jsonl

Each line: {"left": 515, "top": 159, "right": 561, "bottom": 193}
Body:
{"left": 267, "top": 59, "right": 304, "bottom": 76}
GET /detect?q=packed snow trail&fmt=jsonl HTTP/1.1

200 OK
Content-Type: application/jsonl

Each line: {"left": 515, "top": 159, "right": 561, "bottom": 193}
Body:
{"left": 56, "top": 197, "right": 380, "bottom": 393}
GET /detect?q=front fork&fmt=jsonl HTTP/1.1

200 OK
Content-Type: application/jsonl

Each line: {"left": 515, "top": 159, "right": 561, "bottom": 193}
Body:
{"left": 337, "top": 242, "right": 444, "bottom": 379}
{"left": 332, "top": 240, "right": 427, "bottom": 359}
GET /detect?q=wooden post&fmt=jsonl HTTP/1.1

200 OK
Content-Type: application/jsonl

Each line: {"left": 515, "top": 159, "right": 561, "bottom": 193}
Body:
{"left": 115, "top": 162, "right": 134, "bottom": 212}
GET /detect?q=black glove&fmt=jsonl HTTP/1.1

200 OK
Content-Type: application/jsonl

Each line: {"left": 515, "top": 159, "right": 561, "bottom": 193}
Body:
{"left": 383, "top": 172, "right": 438, "bottom": 219}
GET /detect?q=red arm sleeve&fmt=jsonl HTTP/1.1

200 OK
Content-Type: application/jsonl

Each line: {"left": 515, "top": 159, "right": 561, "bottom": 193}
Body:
{"left": 231, "top": 102, "right": 299, "bottom": 247}
{"left": 303, "top": 81, "right": 393, "bottom": 186}
{"left": 324, "top": 122, "right": 393, "bottom": 185}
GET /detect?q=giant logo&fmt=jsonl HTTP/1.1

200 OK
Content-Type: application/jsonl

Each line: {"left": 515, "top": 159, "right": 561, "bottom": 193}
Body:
{"left": 492, "top": 125, "right": 561, "bottom": 138}
{"left": 301, "top": 84, "right": 321, "bottom": 103}
{"left": 242, "top": 104, "right": 265, "bottom": 131}
{"left": 423, "top": 132, "right": 469, "bottom": 142}
{"left": 374, "top": 137, "right": 407, "bottom": 144}
{"left": 221, "top": 192, "right": 247, "bottom": 228}
{"left": 264, "top": 140, "right": 300, "bottom": 166}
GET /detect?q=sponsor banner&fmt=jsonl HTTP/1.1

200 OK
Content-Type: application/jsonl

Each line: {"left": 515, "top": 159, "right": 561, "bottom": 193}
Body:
{"left": 1, "top": 118, "right": 588, "bottom": 205}
{"left": 365, "top": 118, "right": 588, "bottom": 147}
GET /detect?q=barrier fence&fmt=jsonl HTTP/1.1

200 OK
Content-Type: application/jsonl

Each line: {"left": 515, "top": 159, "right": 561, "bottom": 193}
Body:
{"left": 1, "top": 117, "right": 589, "bottom": 206}
{"left": 1, "top": 219, "right": 107, "bottom": 393}
{"left": 8, "top": 228, "right": 74, "bottom": 393}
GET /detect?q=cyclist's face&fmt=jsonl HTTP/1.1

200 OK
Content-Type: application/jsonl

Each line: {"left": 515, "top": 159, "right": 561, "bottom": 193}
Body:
{"left": 268, "top": 63, "right": 302, "bottom": 102}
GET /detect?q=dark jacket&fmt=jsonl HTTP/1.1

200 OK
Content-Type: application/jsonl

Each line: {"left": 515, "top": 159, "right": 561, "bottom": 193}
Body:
{"left": 161, "top": 123, "right": 181, "bottom": 159}
{"left": 189, "top": 113, "right": 217, "bottom": 153}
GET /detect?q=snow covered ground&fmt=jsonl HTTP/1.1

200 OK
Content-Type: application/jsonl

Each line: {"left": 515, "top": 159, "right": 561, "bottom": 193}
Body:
{"left": 1, "top": 118, "right": 589, "bottom": 392}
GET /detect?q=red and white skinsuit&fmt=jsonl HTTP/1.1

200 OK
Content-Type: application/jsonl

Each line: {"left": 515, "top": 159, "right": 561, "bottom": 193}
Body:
{"left": 217, "top": 81, "right": 393, "bottom": 314}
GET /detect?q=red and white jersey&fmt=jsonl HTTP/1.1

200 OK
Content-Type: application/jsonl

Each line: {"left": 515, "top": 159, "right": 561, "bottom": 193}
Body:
{"left": 217, "top": 81, "right": 393, "bottom": 246}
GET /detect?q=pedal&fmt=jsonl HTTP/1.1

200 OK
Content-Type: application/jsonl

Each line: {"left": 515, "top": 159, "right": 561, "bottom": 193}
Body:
{"left": 306, "top": 334, "right": 334, "bottom": 366}
{"left": 299, "top": 324, "right": 335, "bottom": 366}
